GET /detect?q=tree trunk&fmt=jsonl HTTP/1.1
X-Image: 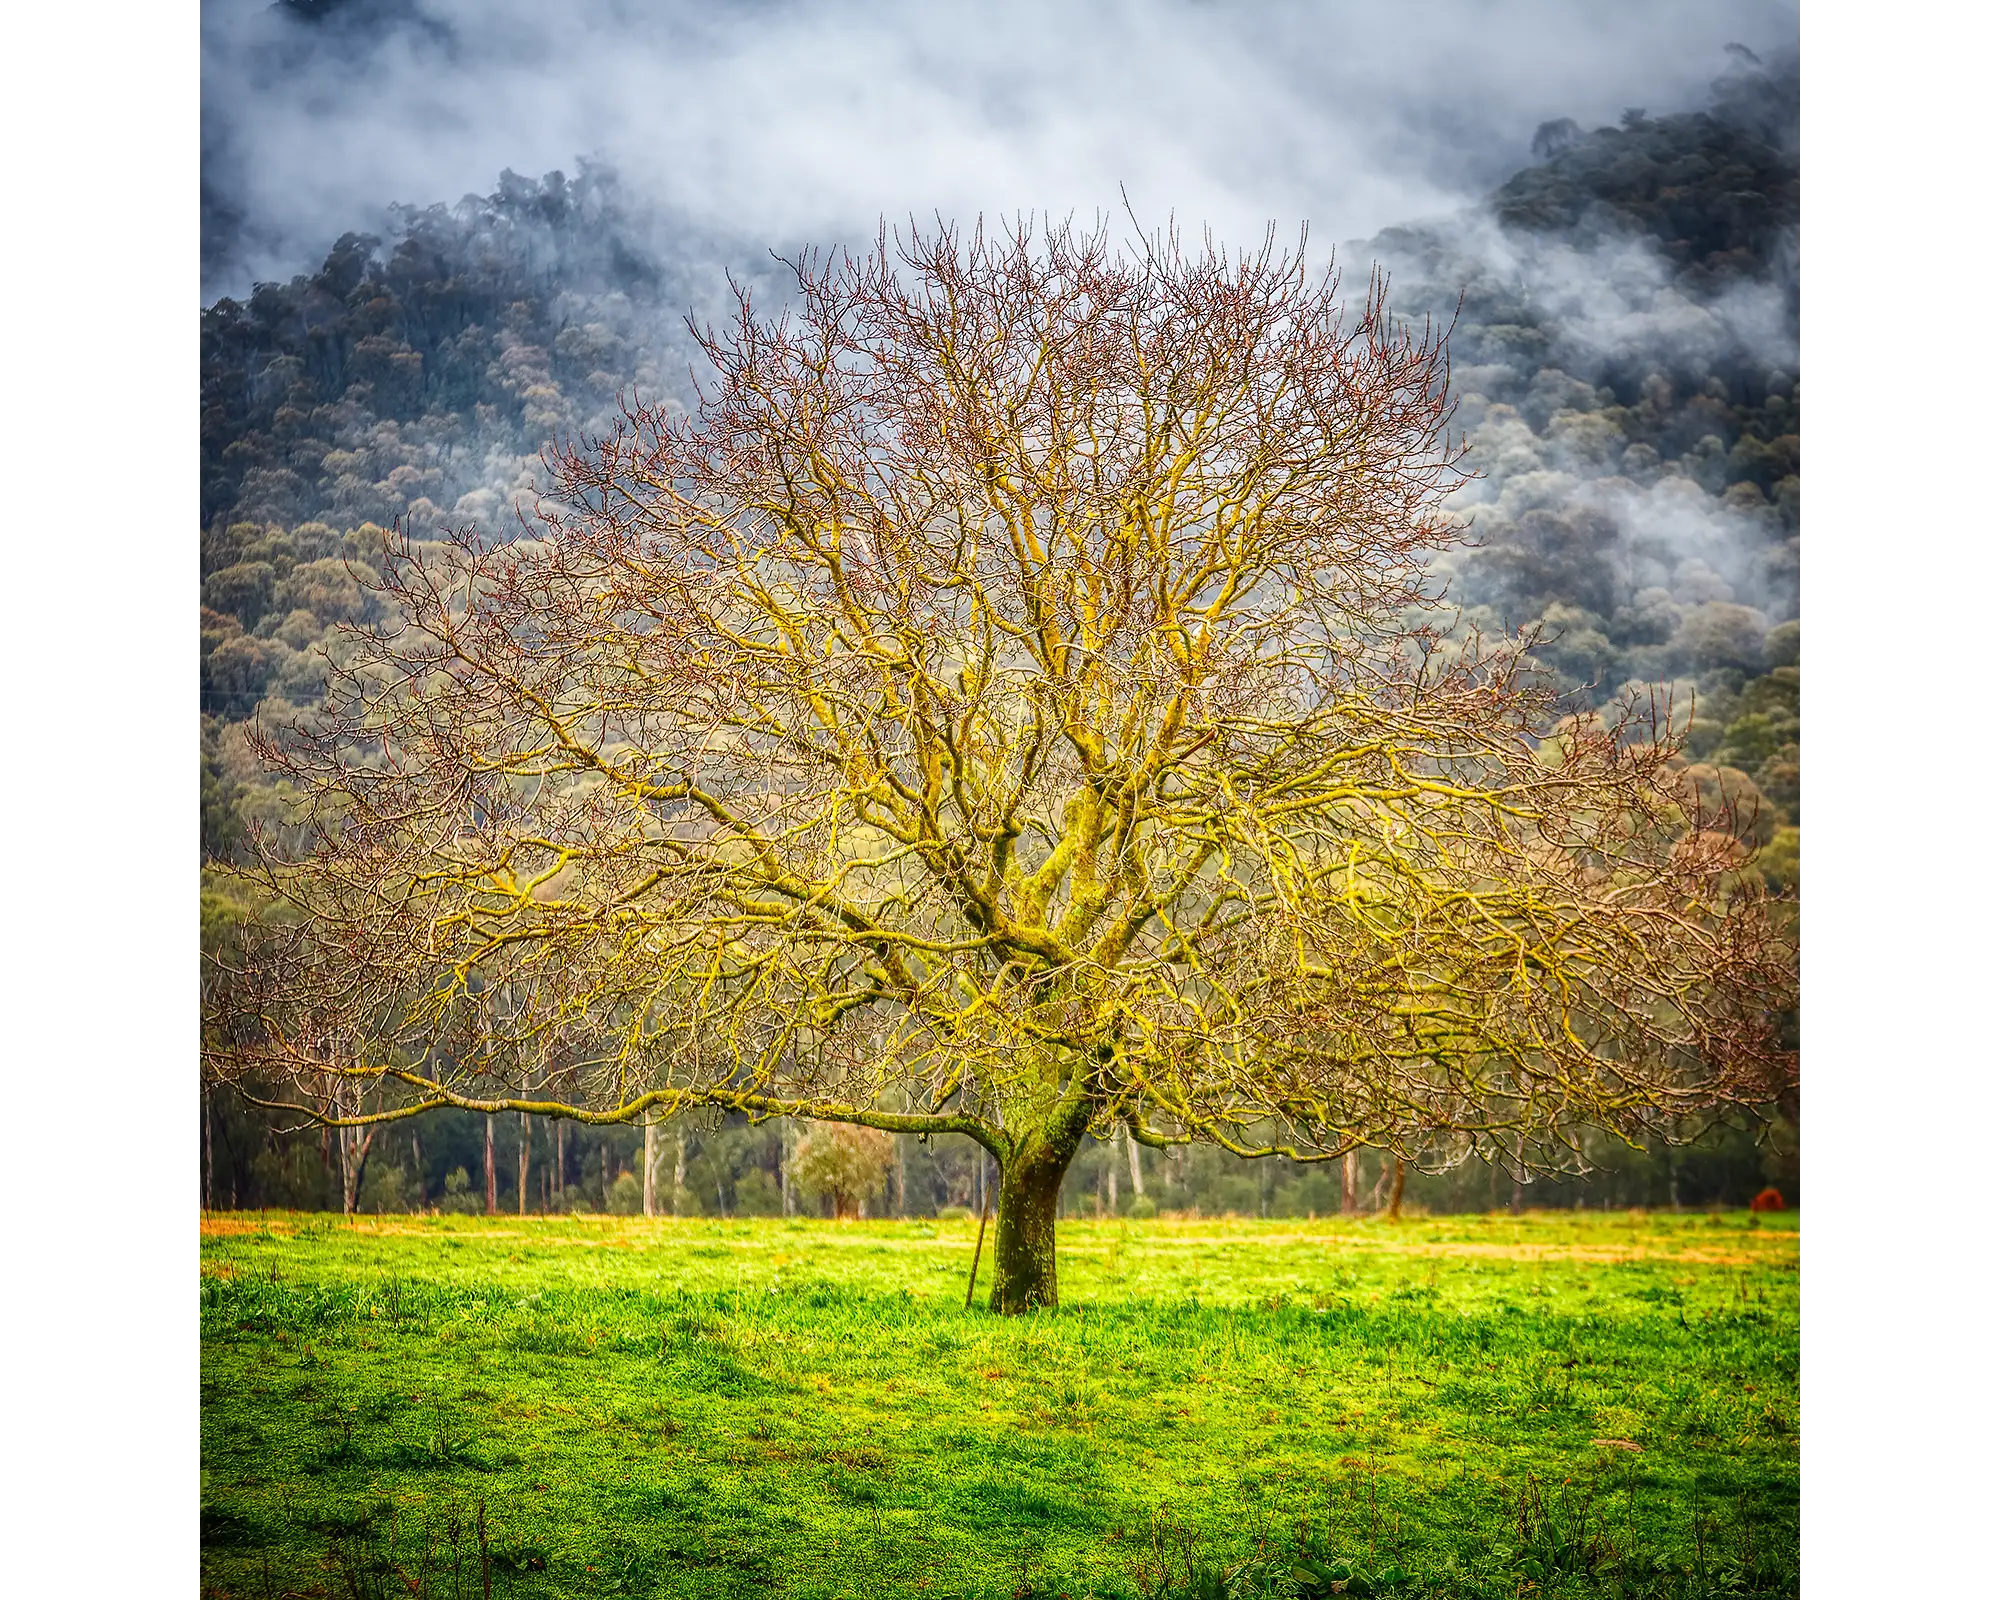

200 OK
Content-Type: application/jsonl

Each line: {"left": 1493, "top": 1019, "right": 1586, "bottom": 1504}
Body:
{"left": 600, "top": 1141, "right": 612, "bottom": 1210}
{"left": 643, "top": 1120, "right": 658, "bottom": 1217}
{"left": 1125, "top": 1124, "right": 1144, "bottom": 1197}
{"left": 412, "top": 1132, "right": 425, "bottom": 1208}
{"left": 338, "top": 1125, "right": 375, "bottom": 1216}
{"left": 779, "top": 1121, "right": 792, "bottom": 1216}
{"left": 673, "top": 1124, "right": 687, "bottom": 1217}
{"left": 554, "top": 1119, "right": 565, "bottom": 1207}
{"left": 1342, "top": 1150, "right": 1358, "bottom": 1215}
{"left": 893, "top": 1136, "right": 906, "bottom": 1217}
{"left": 484, "top": 1117, "right": 498, "bottom": 1214}
{"left": 988, "top": 1104, "right": 1091, "bottom": 1314}
{"left": 518, "top": 1113, "right": 530, "bottom": 1216}
{"left": 1387, "top": 1158, "right": 1407, "bottom": 1222}
{"left": 1107, "top": 1129, "right": 1120, "bottom": 1212}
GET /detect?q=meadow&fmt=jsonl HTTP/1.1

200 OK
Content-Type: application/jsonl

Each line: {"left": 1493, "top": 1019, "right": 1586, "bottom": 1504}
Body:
{"left": 199, "top": 1210, "right": 1798, "bottom": 1599}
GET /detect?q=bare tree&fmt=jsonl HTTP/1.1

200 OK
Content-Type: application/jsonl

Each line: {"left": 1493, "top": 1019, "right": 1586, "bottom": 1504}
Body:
{"left": 207, "top": 217, "right": 1794, "bottom": 1311}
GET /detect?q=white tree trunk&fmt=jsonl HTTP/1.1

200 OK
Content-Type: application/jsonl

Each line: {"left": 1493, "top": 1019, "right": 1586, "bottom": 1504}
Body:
{"left": 1342, "top": 1150, "right": 1358, "bottom": 1215}
{"left": 484, "top": 1116, "right": 497, "bottom": 1213}
{"left": 643, "top": 1120, "right": 658, "bottom": 1217}
{"left": 1108, "top": 1129, "right": 1120, "bottom": 1212}
{"left": 780, "top": 1120, "right": 793, "bottom": 1216}
{"left": 518, "top": 1113, "right": 530, "bottom": 1216}
{"left": 1125, "top": 1124, "right": 1144, "bottom": 1198}
{"left": 673, "top": 1124, "right": 687, "bottom": 1217}
{"left": 337, "top": 1124, "right": 375, "bottom": 1216}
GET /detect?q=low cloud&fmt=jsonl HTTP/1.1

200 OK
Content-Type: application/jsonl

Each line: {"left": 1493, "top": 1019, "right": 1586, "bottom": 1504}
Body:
{"left": 203, "top": 0, "right": 1798, "bottom": 297}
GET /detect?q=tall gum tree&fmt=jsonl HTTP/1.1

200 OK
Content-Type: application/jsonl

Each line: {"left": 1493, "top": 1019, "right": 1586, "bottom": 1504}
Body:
{"left": 207, "top": 219, "right": 1796, "bottom": 1312}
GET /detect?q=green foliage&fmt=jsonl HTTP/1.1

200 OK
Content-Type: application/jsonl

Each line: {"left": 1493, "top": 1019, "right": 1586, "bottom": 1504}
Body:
{"left": 436, "top": 1166, "right": 483, "bottom": 1216}
{"left": 200, "top": 1211, "right": 1797, "bottom": 1596}
{"left": 605, "top": 1170, "right": 642, "bottom": 1215}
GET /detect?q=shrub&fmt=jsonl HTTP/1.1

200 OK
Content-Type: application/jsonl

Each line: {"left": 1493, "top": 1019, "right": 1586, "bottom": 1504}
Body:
{"left": 606, "top": 1170, "right": 642, "bottom": 1215}
{"left": 734, "top": 1167, "right": 782, "bottom": 1216}
{"left": 436, "top": 1166, "right": 483, "bottom": 1215}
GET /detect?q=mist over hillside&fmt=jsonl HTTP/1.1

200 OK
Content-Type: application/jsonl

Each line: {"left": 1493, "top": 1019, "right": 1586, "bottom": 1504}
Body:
{"left": 202, "top": 0, "right": 1798, "bottom": 298}
{"left": 202, "top": 43, "right": 1798, "bottom": 824}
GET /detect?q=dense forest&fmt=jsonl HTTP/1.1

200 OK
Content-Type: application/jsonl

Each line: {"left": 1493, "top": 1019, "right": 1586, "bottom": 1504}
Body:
{"left": 200, "top": 50, "right": 1799, "bottom": 1217}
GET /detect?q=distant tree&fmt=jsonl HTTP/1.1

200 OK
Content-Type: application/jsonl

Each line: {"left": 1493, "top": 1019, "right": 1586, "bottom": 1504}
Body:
{"left": 790, "top": 1124, "right": 895, "bottom": 1220}
{"left": 1530, "top": 118, "right": 1582, "bottom": 161}
{"left": 206, "top": 219, "right": 1796, "bottom": 1311}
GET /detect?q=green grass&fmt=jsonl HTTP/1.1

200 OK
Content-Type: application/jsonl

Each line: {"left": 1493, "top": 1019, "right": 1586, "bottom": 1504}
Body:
{"left": 199, "top": 1209, "right": 1798, "bottom": 1598}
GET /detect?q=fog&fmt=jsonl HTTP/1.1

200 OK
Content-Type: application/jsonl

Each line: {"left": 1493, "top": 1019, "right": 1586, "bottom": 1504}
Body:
{"left": 202, "top": 0, "right": 1797, "bottom": 297}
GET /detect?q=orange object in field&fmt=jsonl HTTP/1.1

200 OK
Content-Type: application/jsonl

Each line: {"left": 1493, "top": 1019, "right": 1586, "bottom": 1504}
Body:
{"left": 1750, "top": 1187, "right": 1786, "bottom": 1212}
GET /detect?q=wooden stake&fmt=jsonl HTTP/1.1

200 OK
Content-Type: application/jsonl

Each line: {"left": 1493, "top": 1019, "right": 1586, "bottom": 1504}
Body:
{"left": 964, "top": 1198, "right": 991, "bottom": 1310}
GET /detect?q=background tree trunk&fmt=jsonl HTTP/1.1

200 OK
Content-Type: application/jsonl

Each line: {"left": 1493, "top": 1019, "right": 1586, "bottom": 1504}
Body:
{"left": 1342, "top": 1150, "right": 1358, "bottom": 1215}
{"left": 779, "top": 1120, "right": 792, "bottom": 1216}
{"left": 600, "top": 1142, "right": 612, "bottom": 1210}
{"left": 554, "top": 1118, "right": 565, "bottom": 1207}
{"left": 892, "top": 1136, "right": 906, "bottom": 1217}
{"left": 484, "top": 1117, "right": 497, "bottom": 1214}
{"left": 337, "top": 1125, "right": 375, "bottom": 1216}
{"left": 643, "top": 1120, "right": 657, "bottom": 1217}
{"left": 1125, "top": 1125, "right": 1144, "bottom": 1198}
{"left": 518, "top": 1113, "right": 530, "bottom": 1216}
{"left": 673, "top": 1124, "right": 687, "bottom": 1217}
{"left": 1387, "top": 1157, "right": 1407, "bottom": 1221}
{"left": 412, "top": 1132, "right": 425, "bottom": 1208}
{"left": 1108, "top": 1130, "right": 1120, "bottom": 1212}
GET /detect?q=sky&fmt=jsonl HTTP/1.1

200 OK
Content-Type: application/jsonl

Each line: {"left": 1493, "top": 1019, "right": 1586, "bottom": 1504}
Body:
{"left": 201, "top": 0, "right": 1799, "bottom": 299}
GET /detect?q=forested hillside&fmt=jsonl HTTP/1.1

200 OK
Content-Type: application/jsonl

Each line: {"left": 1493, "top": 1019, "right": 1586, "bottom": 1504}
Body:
{"left": 200, "top": 50, "right": 1798, "bottom": 1215}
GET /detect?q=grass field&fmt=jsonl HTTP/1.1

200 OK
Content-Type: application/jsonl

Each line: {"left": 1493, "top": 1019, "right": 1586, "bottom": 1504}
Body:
{"left": 199, "top": 1210, "right": 1798, "bottom": 1598}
